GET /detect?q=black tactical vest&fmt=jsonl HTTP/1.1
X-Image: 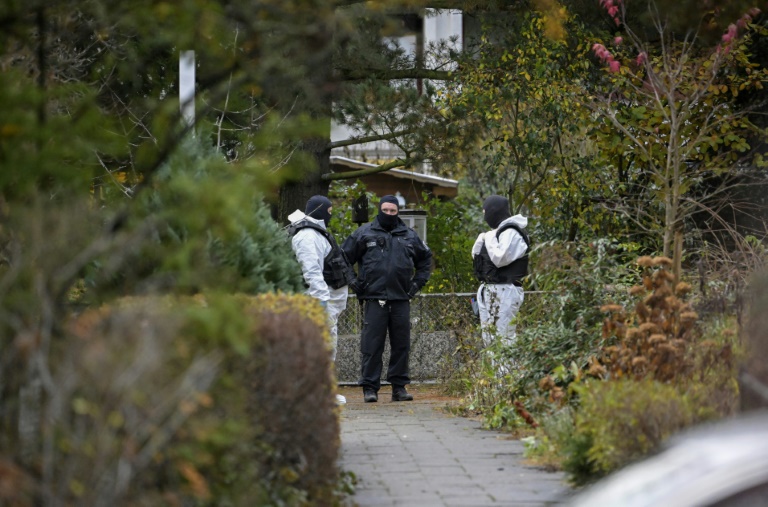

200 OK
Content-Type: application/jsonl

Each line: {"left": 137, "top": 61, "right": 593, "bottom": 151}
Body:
{"left": 289, "top": 220, "right": 356, "bottom": 290}
{"left": 473, "top": 222, "right": 530, "bottom": 285}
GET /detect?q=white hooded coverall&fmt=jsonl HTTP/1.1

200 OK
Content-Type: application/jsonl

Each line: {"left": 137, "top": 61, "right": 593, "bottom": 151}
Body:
{"left": 471, "top": 214, "right": 528, "bottom": 350}
{"left": 290, "top": 215, "right": 349, "bottom": 361}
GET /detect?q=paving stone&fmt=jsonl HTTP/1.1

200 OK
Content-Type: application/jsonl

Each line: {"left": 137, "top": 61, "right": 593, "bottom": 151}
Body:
{"left": 337, "top": 385, "right": 573, "bottom": 506}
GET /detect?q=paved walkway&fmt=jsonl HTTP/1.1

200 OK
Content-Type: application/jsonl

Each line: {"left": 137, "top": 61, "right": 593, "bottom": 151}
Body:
{"left": 338, "top": 385, "right": 573, "bottom": 507}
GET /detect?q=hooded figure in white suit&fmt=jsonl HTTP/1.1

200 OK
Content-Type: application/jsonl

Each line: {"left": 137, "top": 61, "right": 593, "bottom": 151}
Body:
{"left": 471, "top": 195, "right": 530, "bottom": 363}
{"left": 290, "top": 195, "right": 350, "bottom": 404}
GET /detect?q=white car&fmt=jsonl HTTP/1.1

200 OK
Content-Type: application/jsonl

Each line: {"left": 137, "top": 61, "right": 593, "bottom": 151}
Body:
{"left": 568, "top": 410, "right": 768, "bottom": 507}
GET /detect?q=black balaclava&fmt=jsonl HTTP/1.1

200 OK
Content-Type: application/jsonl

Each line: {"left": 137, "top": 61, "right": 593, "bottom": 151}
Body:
{"left": 377, "top": 194, "right": 400, "bottom": 231}
{"left": 305, "top": 195, "right": 333, "bottom": 227}
{"left": 482, "top": 195, "right": 511, "bottom": 229}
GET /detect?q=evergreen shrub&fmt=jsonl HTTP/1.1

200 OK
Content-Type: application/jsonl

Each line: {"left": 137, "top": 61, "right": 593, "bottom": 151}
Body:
{"left": 128, "top": 136, "right": 305, "bottom": 297}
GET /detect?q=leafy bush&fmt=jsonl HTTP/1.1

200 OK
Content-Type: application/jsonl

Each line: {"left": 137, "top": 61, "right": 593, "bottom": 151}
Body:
{"left": 535, "top": 313, "right": 741, "bottom": 485}
{"left": 207, "top": 201, "right": 306, "bottom": 294}
{"left": 451, "top": 239, "right": 638, "bottom": 427}
{"left": 419, "top": 193, "right": 483, "bottom": 294}
{"left": 526, "top": 238, "right": 639, "bottom": 324}
{"left": 243, "top": 293, "right": 341, "bottom": 505}
{"left": 2, "top": 293, "right": 341, "bottom": 506}
{"left": 328, "top": 180, "right": 378, "bottom": 244}
{"left": 598, "top": 256, "right": 701, "bottom": 382}
{"left": 522, "top": 407, "right": 577, "bottom": 471}
{"left": 529, "top": 257, "right": 741, "bottom": 484}
{"left": 512, "top": 240, "right": 639, "bottom": 392}
{"left": 566, "top": 379, "right": 696, "bottom": 483}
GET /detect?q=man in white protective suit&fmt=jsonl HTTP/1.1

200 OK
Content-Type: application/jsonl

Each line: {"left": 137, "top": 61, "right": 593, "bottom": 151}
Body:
{"left": 471, "top": 195, "right": 530, "bottom": 373}
{"left": 289, "top": 195, "right": 355, "bottom": 405}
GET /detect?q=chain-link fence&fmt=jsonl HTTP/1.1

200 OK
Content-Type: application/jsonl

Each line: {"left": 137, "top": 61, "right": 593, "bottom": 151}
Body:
{"left": 335, "top": 291, "right": 551, "bottom": 384}
{"left": 338, "top": 293, "right": 476, "bottom": 336}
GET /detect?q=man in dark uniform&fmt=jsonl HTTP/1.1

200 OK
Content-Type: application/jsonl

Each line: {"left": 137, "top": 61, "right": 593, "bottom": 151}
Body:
{"left": 342, "top": 195, "right": 433, "bottom": 402}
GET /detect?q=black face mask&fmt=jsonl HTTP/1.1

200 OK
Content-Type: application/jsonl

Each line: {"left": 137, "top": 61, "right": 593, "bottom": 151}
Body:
{"left": 483, "top": 195, "right": 511, "bottom": 229}
{"left": 306, "top": 196, "right": 332, "bottom": 227}
{"left": 377, "top": 211, "right": 398, "bottom": 230}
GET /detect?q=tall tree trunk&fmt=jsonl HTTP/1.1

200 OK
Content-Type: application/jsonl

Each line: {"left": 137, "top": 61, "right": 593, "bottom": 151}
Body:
{"left": 276, "top": 138, "right": 331, "bottom": 225}
{"left": 663, "top": 193, "right": 674, "bottom": 259}
{"left": 673, "top": 229, "right": 683, "bottom": 282}
{"left": 274, "top": 5, "right": 336, "bottom": 225}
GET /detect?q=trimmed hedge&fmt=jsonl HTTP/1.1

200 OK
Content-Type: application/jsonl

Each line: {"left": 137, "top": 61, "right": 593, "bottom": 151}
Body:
{"left": 244, "top": 294, "right": 341, "bottom": 504}
{"left": 3, "top": 293, "right": 340, "bottom": 506}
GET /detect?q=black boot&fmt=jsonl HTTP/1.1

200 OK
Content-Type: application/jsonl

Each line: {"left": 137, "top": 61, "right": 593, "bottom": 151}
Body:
{"left": 363, "top": 388, "right": 378, "bottom": 403}
{"left": 391, "top": 385, "right": 413, "bottom": 402}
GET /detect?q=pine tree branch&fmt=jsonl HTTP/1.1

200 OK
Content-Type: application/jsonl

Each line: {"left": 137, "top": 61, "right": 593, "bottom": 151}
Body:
{"left": 321, "top": 158, "right": 410, "bottom": 181}
{"left": 327, "top": 128, "right": 417, "bottom": 150}
{"left": 338, "top": 67, "right": 453, "bottom": 81}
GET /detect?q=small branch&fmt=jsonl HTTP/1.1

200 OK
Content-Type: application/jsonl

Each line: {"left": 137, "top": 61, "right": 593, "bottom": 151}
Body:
{"left": 217, "top": 30, "right": 239, "bottom": 152}
{"left": 275, "top": 95, "right": 299, "bottom": 131}
{"left": 95, "top": 153, "right": 133, "bottom": 198}
{"left": 269, "top": 144, "right": 300, "bottom": 173}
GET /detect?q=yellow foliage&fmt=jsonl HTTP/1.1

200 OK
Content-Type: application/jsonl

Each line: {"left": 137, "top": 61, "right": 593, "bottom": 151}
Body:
{"left": 178, "top": 462, "right": 211, "bottom": 500}
{"left": 239, "top": 292, "right": 331, "bottom": 347}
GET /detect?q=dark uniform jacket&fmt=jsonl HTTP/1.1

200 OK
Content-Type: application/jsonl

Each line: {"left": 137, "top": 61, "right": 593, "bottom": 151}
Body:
{"left": 342, "top": 216, "right": 432, "bottom": 300}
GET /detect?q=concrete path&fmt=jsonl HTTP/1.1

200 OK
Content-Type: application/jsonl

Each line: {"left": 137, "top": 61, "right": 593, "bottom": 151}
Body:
{"left": 337, "top": 385, "right": 573, "bottom": 507}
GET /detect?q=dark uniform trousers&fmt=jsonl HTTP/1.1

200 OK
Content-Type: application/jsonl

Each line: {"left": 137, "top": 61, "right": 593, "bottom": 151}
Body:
{"left": 360, "top": 299, "right": 410, "bottom": 391}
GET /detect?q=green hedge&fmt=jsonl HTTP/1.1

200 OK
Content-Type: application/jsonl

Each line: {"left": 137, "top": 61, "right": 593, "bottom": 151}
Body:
{"left": 2, "top": 293, "right": 340, "bottom": 506}
{"left": 566, "top": 379, "right": 695, "bottom": 483}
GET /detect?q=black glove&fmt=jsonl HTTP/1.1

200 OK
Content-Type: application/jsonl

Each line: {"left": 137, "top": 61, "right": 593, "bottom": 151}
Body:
{"left": 407, "top": 283, "right": 419, "bottom": 299}
{"left": 349, "top": 280, "right": 362, "bottom": 295}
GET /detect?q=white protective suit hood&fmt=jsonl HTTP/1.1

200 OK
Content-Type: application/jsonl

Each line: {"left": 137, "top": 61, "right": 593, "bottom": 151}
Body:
{"left": 472, "top": 214, "right": 528, "bottom": 265}
{"left": 289, "top": 210, "right": 349, "bottom": 363}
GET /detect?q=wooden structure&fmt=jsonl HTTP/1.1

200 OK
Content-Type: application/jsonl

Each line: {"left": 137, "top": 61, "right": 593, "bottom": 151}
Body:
{"left": 329, "top": 156, "right": 459, "bottom": 208}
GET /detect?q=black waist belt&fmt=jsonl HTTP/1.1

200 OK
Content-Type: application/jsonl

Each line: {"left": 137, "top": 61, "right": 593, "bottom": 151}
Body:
{"left": 484, "top": 280, "right": 523, "bottom": 287}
